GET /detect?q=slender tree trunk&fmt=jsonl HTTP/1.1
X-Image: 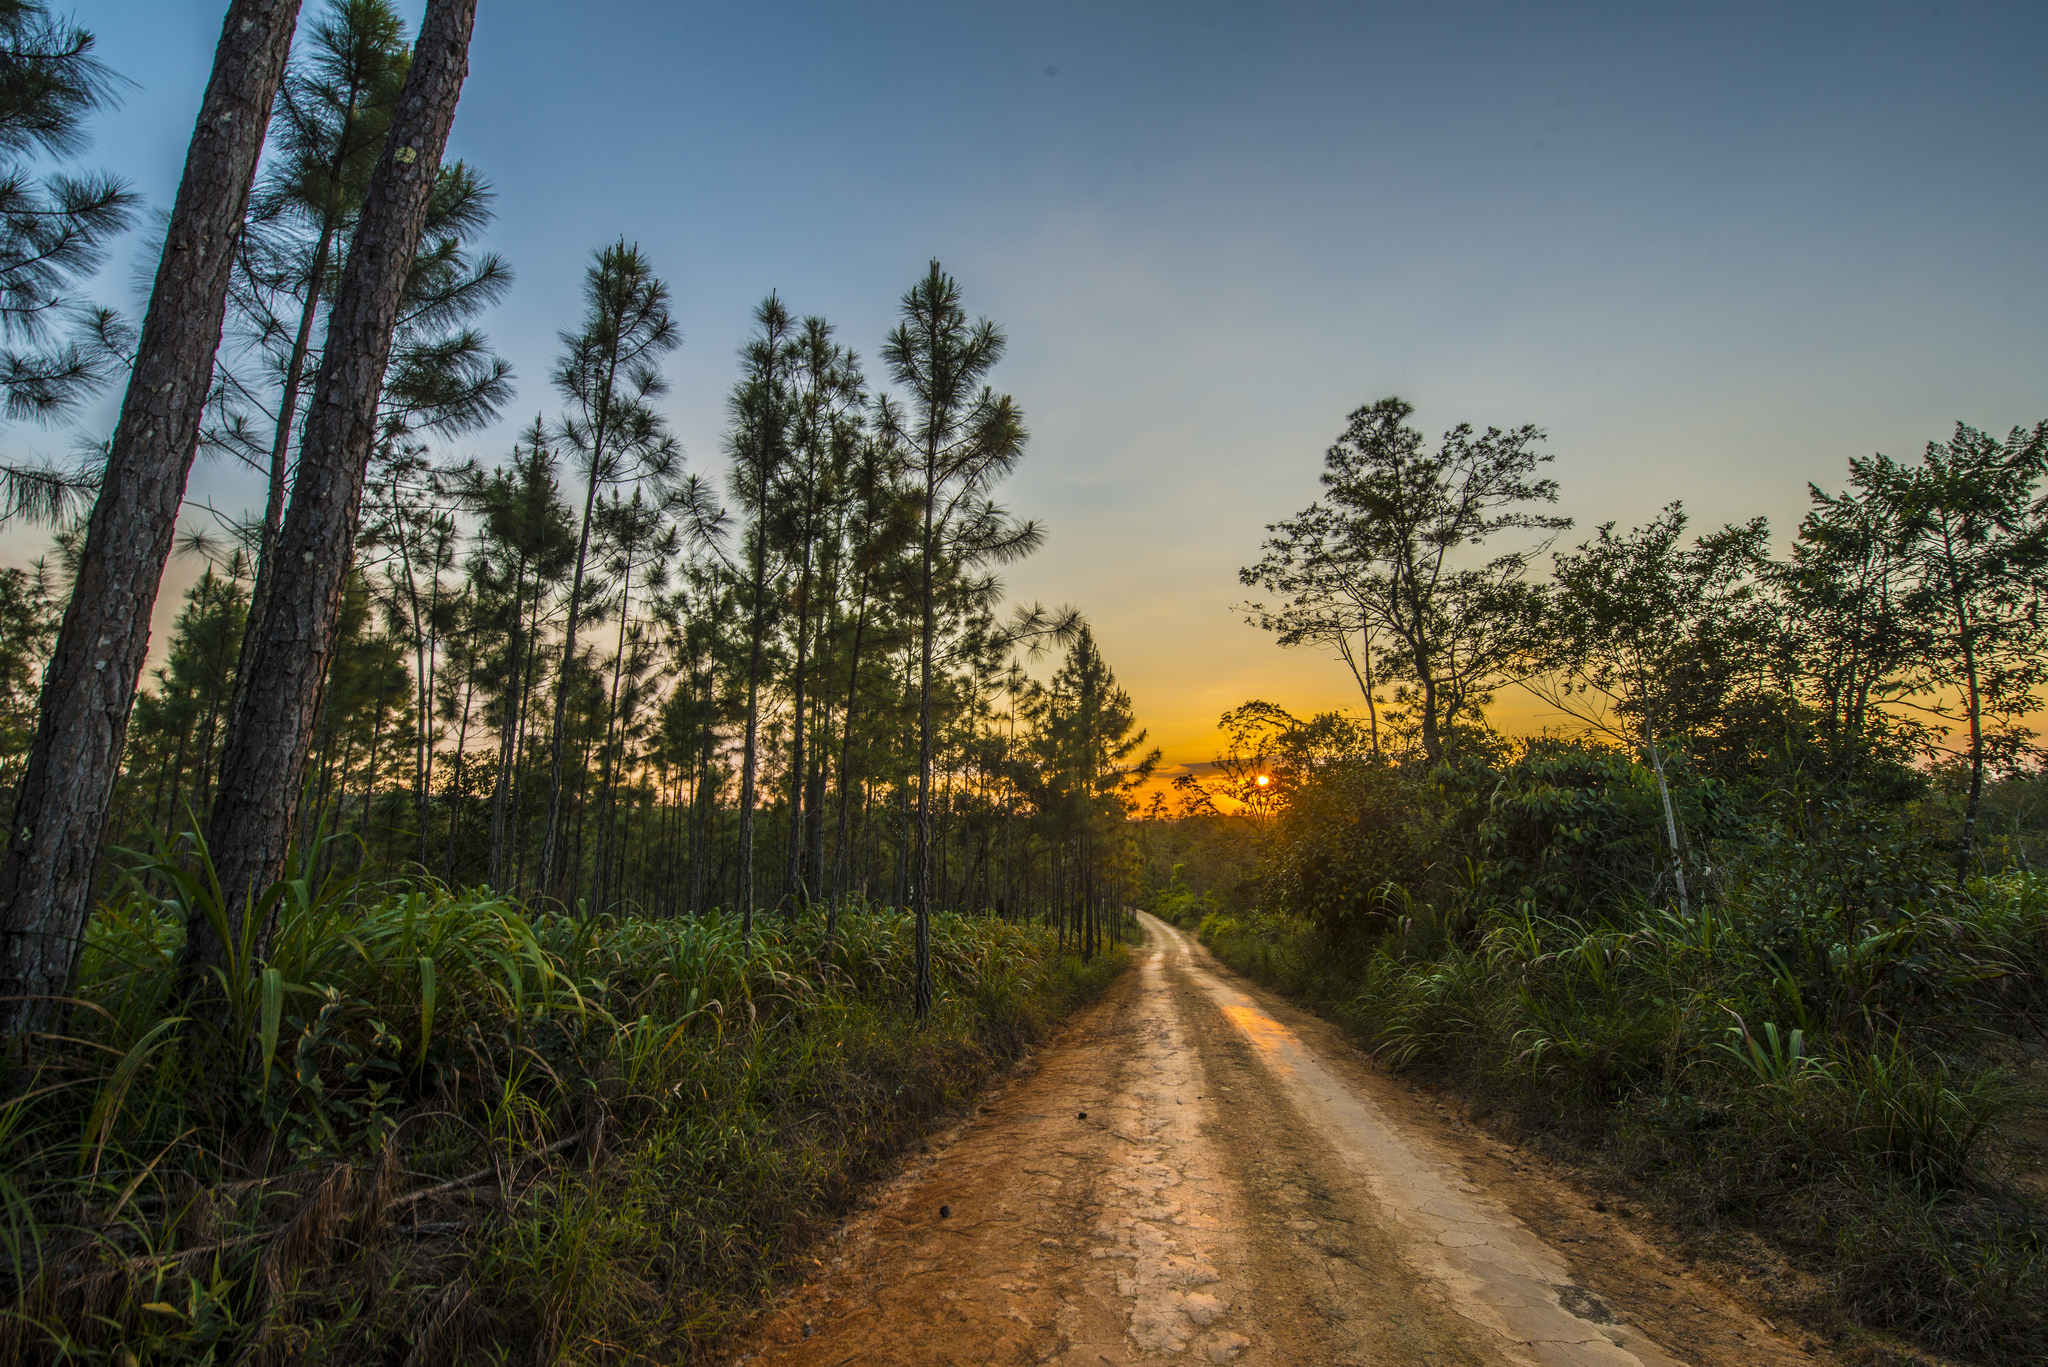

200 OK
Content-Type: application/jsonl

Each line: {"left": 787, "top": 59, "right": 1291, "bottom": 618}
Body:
{"left": 538, "top": 416, "right": 609, "bottom": 896}
{"left": 593, "top": 555, "right": 635, "bottom": 910}
{"left": 190, "top": 690, "right": 223, "bottom": 819}
{"left": 569, "top": 716, "right": 598, "bottom": 904}
{"left": 736, "top": 478, "right": 771, "bottom": 938}
{"left": 1955, "top": 593, "right": 1985, "bottom": 884}
{"left": 489, "top": 566, "right": 538, "bottom": 884}
{"left": 1416, "top": 645, "right": 1441, "bottom": 763}
{"left": 1643, "top": 722, "right": 1691, "bottom": 917}
{"left": 357, "top": 696, "right": 385, "bottom": 869}
{"left": 1350, "top": 622, "right": 1381, "bottom": 759}
{"left": 689, "top": 677, "right": 712, "bottom": 916}
{"left": 782, "top": 617, "right": 810, "bottom": 912}
{"left": 913, "top": 482, "right": 937, "bottom": 1020}
{"left": 445, "top": 621, "right": 475, "bottom": 882}
{"left": 251, "top": 232, "right": 331, "bottom": 613}
{"left": 306, "top": 713, "right": 335, "bottom": 853}
{"left": 247, "top": 36, "right": 385, "bottom": 631}
{"left": 782, "top": 519, "right": 818, "bottom": 910}
{"left": 894, "top": 648, "right": 913, "bottom": 914}
{"left": 163, "top": 726, "right": 191, "bottom": 838}
{"left": 193, "top": 0, "right": 478, "bottom": 977}
{"left": 805, "top": 758, "right": 827, "bottom": 906}
{"left": 827, "top": 561, "right": 874, "bottom": 948}
{"left": 0, "top": 0, "right": 303, "bottom": 1036}
{"left": 419, "top": 526, "right": 445, "bottom": 865}
{"left": 390, "top": 485, "right": 434, "bottom": 865}
{"left": 149, "top": 729, "right": 178, "bottom": 839}
{"left": 675, "top": 768, "right": 686, "bottom": 915}
{"left": 322, "top": 723, "right": 356, "bottom": 883}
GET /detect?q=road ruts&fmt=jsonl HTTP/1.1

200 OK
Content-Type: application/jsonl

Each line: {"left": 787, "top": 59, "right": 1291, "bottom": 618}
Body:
{"left": 721, "top": 914, "right": 1829, "bottom": 1367}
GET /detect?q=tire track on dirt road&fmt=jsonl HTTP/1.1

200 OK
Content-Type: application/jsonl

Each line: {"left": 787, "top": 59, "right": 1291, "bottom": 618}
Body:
{"left": 722, "top": 914, "right": 1829, "bottom": 1366}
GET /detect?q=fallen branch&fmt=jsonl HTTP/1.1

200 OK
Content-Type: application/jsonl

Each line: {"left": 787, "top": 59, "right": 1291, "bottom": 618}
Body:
{"left": 389, "top": 1125, "right": 592, "bottom": 1212}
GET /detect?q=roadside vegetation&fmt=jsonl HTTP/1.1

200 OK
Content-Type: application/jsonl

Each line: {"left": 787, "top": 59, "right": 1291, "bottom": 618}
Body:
{"left": 1, "top": 847, "right": 1125, "bottom": 1363}
{"left": 1144, "top": 400, "right": 2048, "bottom": 1365}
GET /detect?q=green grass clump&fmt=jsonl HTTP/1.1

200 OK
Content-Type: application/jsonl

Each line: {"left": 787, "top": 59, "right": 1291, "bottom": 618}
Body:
{"left": 0, "top": 851, "right": 1125, "bottom": 1365}
{"left": 1195, "top": 867, "right": 2048, "bottom": 1365}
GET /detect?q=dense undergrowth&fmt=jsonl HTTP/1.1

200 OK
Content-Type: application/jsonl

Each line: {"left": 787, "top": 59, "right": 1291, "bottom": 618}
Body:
{"left": 0, "top": 850, "right": 1124, "bottom": 1365}
{"left": 1157, "top": 746, "right": 2048, "bottom": 1366}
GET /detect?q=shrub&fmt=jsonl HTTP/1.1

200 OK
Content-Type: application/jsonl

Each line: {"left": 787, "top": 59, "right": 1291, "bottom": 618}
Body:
{"left": 1261, "top": 758, "right": 1435, "bottom": 935}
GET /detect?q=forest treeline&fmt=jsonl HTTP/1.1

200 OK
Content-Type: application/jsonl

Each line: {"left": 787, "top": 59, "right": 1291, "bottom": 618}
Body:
{"left": 0, "top": 0, "right": 1157, "bottom": 1013}
{"left": 1145, "top": 397, "right": 2048, "bottom": 1363}
{"left": 0, "top": 4, "right": 1145, "bottom": 1360}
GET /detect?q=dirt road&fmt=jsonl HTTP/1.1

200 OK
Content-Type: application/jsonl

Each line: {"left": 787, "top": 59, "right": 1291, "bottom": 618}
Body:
{"left": 724, "top": 914, "right": 1827, "bottom": 1366}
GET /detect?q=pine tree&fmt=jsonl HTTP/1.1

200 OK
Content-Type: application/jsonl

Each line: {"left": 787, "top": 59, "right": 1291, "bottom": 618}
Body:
{"left": 726, "top": 295, "right": 795, "bottom": 934}
{"left": 453, "top": 425, "right": 574, "bottom": 888}
{"left": 777, "top": 315, "right": 864, "bottom": 910}
{"left": 537, "top": 241, "right": 678, "bottom": 900}
{"left": 0, "top": 0, "right": 300, "bottom": 1038}
{"left": 880, "top": 262, "right": 1027, "bottom": 1018}
{"left": 216, "top": 0, "right": 407, "bottom": 571}
{"left": 0, "top": 0, "right": 138, "bottom": 524}
{"left": 0, "top": 559, "right": 57, "bottom": 788}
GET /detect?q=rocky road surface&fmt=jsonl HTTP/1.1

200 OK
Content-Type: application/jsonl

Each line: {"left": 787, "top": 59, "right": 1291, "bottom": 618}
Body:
{"left": 723, "top": 913, "right": 1829, "bottom": 1366}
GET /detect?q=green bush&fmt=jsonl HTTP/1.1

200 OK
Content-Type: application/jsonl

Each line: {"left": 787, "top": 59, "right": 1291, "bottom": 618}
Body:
{"left": 1185, "top": 728, "right": 2048, "bottom": 1364}
{"left": 1151, "top": 862, "right": 1217, "bottom": 929}
{"left": 1261, "top": 758, "right": 1436, "bottom": 935}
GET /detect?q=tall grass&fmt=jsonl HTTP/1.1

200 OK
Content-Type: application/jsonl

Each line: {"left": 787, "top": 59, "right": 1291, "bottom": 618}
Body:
{"left": 1197, "top": 866, "right": 2048, "bottom": 1364}
{"left": 0, "top": 844, "right": 1124, "bottom": 1364}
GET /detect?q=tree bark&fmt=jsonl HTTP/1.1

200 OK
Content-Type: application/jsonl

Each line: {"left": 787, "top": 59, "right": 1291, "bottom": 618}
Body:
{"left": 192, "top": 0, "right": 478, "bottom": 976}
{"left": 0, "top": 0, "right": 303, "bottom": 1039}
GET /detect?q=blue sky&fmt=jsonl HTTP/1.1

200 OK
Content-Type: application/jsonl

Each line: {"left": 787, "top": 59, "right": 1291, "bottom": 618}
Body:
{"left": 36, "top": 0, "right": 2048, "bottom": 763}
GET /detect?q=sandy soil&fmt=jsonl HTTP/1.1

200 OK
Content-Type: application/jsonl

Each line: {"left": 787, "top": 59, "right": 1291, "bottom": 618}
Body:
{"left": 719, "top": 914, "right": 1834, "bottom": 1367}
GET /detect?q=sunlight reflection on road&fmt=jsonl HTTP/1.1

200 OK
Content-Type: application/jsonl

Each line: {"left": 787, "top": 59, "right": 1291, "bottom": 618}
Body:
{"left": 1158, "top": 913, "right": 1692, "bottom": 1367}
{"left": 1220, "top": 1004, "right": 1298, "bottom": 1073}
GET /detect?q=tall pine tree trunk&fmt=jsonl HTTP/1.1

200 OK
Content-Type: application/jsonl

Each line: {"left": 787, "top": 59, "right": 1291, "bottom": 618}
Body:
{"left": 828, "top": 560, "right": 873, "bottom": 939}
{"left": 0, "top": 0, "right": 303, "bottom": 1037}
{"left": 593, "top": 553, "right": 636, "bottom": 910}
{"left": 912, "top": 486, "right": 936, "bottom": 1019}
{"left": 250, "top": 225, "right": 332, "bottom": 635}
{"left": 194, "top": 0, "right": 478, "bottom": 975}
{"left": 735, "top": 485, "right": 771, "bottom": 937}
{"left": 537, "top": 442, "right": 606, "bottom": 897}
{"left": 782, "top": 559, "right": 813, "bottom": 911}
{"left": 446, "top": 619, "right": 476, "bottom": 882}
{"left": 489, "top": 570, "right": 538, "bottom": 885}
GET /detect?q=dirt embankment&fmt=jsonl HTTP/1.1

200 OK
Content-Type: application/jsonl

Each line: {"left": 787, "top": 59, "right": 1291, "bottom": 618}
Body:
{"left": 720, "top": 915, "right": 1833, "bottom": 1366}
